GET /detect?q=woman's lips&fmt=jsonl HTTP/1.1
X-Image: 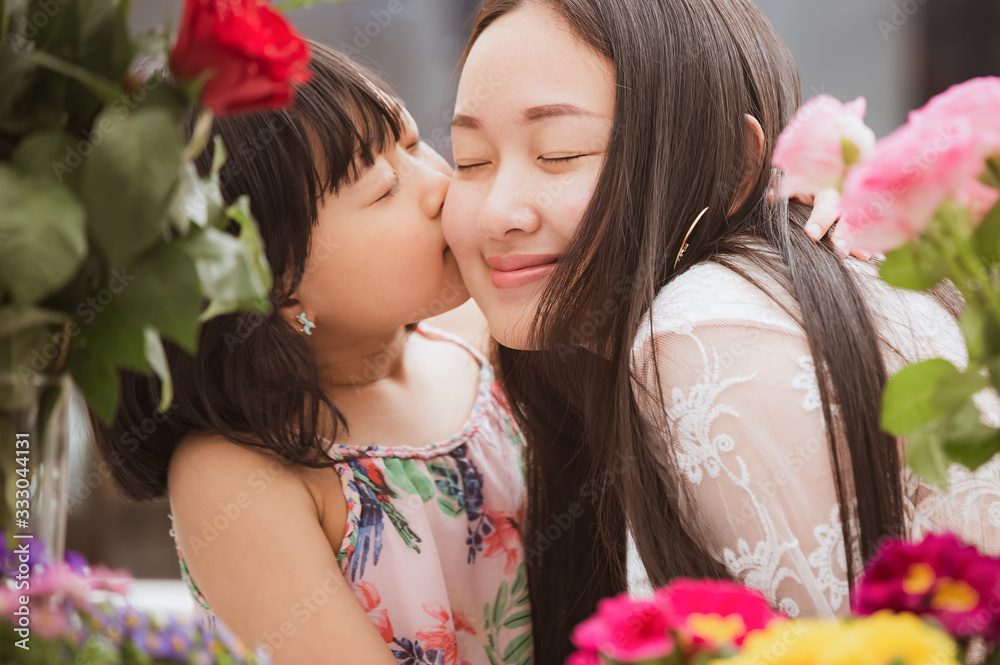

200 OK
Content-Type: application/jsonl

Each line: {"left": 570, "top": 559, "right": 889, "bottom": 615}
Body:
{"left": 486, "top": 254, "right": 559, "bottom": 289}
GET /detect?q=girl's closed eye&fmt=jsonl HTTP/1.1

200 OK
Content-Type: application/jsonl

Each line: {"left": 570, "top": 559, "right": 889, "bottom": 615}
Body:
{"left": 375, "top": 173, "right": 399, "bottom": 202}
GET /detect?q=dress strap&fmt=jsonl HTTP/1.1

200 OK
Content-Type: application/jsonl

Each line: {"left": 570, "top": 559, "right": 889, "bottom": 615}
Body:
{"left": 416, "top": 321, "right": 489, "bottom": 368}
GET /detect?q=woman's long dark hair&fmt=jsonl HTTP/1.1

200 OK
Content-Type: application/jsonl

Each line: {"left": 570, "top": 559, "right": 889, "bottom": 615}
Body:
{"left": 89, "top": 42, "right": 406, "bottom": 501}
{"left": 462, "top": 1, "right": 906, "bottom": 661}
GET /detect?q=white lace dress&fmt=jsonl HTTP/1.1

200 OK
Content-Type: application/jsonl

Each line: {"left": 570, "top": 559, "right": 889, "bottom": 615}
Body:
{"left": 626, "top": 257, "right": 1000, "bottom": 618}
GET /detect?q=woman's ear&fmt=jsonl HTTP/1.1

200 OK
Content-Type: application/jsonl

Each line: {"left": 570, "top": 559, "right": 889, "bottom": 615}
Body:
{"left": 728, "top": 114, "right": 767, "bottom": 216}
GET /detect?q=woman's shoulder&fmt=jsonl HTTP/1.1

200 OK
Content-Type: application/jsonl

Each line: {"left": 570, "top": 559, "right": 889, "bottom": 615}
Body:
{"left": 633, "top": 261, "right": 802, "bottom": 352}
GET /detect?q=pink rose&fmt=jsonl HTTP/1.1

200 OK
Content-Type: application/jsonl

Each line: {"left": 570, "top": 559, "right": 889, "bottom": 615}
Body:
{"left": 571, "top": 594, "right": 674, "bottom": 663}
{"left": 840, "top": 117, "right": 985, "bottom": 253}
{"left": 773, "top": 95, "right": 876, "bottom": 197}
{"left": 909, "top": 77, "right": 1000, "bottom": 160}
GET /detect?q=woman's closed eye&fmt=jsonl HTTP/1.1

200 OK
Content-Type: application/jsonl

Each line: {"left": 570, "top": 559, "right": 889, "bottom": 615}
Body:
{"left": 455, "top": 161, "right": 490, "bottom": 172}
{"left": 539, "top": 154, "right": 586, "bottom": 165}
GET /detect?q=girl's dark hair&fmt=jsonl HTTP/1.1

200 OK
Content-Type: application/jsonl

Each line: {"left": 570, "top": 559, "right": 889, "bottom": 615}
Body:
{"left": 462, "top": 1, "right": 906, "bottom": 661}
{"left": 89, "top": 42, "right": 406, "bottom": 501}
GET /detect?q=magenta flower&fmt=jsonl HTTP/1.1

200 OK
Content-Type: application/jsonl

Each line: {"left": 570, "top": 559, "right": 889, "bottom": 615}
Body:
{"left": 565, "top": 650, "right": 602, "bottom": 665}
{"left": 655, "top": 578, "right": 784, "bottom": 652}
{"left": 571, "top": 593, "right": 675, "bottom": 663}
{"left": 854, "top": 532, "right": 1000, "bottom": 643}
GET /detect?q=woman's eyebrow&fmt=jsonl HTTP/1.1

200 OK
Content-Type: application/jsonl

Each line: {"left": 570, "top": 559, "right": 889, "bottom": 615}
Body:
{"left": 450, "top": 103, "right": 603, "bottom": 130}
{"left": 520, "top": 103, "right": 602, "bottom": 123}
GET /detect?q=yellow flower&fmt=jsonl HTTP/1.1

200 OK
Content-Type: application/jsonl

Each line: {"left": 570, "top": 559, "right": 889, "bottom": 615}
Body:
{"left": 713, "top": 611, "right": 959, "bottom": 665}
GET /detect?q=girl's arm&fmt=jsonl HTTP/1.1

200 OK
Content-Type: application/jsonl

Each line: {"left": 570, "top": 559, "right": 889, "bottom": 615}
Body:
{"left": 168, "top": 435, "right": 398, "bottom": 665}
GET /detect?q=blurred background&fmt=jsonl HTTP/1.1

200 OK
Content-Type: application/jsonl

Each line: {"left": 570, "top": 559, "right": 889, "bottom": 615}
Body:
{"left": 70, "top": 0, "right": 1000, "bottom": 615}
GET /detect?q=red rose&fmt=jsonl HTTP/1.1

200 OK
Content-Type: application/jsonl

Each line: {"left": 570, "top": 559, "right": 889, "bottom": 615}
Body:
{"left": 170, "top": 0, "right": 311, "bottom": 116}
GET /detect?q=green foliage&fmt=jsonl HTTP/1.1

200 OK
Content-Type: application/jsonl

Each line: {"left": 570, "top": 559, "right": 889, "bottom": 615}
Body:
{"left": 0, "top": 0, "right": 273, "bottom": 429}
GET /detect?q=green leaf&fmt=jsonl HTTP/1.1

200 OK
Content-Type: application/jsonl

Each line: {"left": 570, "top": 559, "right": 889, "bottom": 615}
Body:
{"left": 879, "top": 242, "right": 947, "bottom": 292}
{"left": 144, "top": 327, "right": 172, "bottom": 413}
{"left": 493, "top": 581, "right": 509, "bottom": 627}
{"left": 436, "top": 497, "right": 464, "bottom": 517}
{"left": 510, "top": 561, "right": 526, "bottom": 596}
{"left": 905, "top": 424, "right": 950, "bottom": 491}
{"left": 177, "top": 226, "right": 272, "bottom": 322}
{"left": 70, "top": 302, "right": 149, "bottom": 422}
{"left": 117, "top": 243, "right": 203, "bottom": 352}
{"left": 21, "top": 49, "right": 120, "bottom": 105}
{"left": 929, "top": 367, "right": 989, "bottom": 415}
{"left": 0, "top": 165, "right": 87, "bottom": 304}
{"left": 882, "top": 359, "right": 961, "bottom": 436}
{"left": 11, "top": 130, "right": 78, "bottom": 185}
{"left": 0, "top": 40, "right": 37, "bottom": 121}
{"left": 960, "top": 307, "right": 985, "bottom": 365}
{"left": 502, "top": 610, "right": 532, "bottom": 629}
{"left": 383, "top": 458, "right": 436, "bottom": 502}
{"left": 501, "top": 632, "right": 532, "bottom": 665}
{"left": 974, "top": 197, "right": 1000, "bottom": 264}
{"left": 82, "top": 106, "right": 184, "bottom": 265}
{"left": 193, "top": 195, "right": 273, "bottom": 320}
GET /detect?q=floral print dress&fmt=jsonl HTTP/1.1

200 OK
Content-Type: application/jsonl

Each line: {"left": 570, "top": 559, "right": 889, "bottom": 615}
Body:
{"left": 169, "top": 323, "right": 532, "bottom": 665}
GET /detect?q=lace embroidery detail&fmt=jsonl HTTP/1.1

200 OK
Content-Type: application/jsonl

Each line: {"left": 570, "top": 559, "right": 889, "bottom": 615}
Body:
{"left": 791, "top": 356, "right": 821, "bottom": 413}
{"left": 668, "top": 332, "right": 756, "bottom": 485}
{"left": 807, "top": 505, "right": 848, "bottom": 612}
{"left": 665, "top": 330, "right": 803, "bottom": 617}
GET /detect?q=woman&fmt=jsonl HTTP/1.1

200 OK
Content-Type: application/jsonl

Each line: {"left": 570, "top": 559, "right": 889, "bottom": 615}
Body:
{"left": 441, "top": 0, "right": 1000, "bottom": 662}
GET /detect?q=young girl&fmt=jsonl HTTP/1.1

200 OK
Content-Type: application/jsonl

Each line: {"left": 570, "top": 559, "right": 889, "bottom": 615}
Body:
{"left": 442, "top": 0, "right": 1000, "bottom": 662}
{"left": 90, "top": 43, "right": 530, "bottom": 665}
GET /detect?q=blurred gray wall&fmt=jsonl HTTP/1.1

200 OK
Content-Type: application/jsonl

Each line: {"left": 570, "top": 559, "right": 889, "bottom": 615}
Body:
{"left": 131, "top": 0, "right": 932, "bottom": 145}
{"left": 755, "top": 0, "right": 921, "bottom": 137}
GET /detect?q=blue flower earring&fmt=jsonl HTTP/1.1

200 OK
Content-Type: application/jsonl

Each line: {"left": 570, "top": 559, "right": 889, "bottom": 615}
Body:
{"left": 297, "top": 312, "right": 316, "bottom": 336}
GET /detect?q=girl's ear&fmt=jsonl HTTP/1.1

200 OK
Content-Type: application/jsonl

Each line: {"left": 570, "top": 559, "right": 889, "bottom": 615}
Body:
{"left": 728, "top": 114, "right": 766, "bottom": 216}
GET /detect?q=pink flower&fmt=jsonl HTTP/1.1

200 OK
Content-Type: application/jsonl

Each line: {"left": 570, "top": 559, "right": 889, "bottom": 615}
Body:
{"left": 352, "top": 581, "right": 394, "bottom": 643}
{"left": 655, "top": 578, "right": 784, "bottom": 652}
{"left": 909, "top": 77, "right": 1000, "bottom": 159}
{"left": 840, "top": 117, "right": 985, "bottom": 252}
{"left": 481, "top": 511, "right": 522, "bottom": 576}
{"left": 773, "top": 95, "right": 876, "bottom": 197}
{"left": 854, "top": 532, "right": 1000, "bottom": 643}
{"left": 566, "top": 650, "right": 601, "bottom": 665}
{"left": 571, "top": 593, "right": 674, "bottom": 663}
{"left": 417, "top": 603, "right": 461, "bottom": 665}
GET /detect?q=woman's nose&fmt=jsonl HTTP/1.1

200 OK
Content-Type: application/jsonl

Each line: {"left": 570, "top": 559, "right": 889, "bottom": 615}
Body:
{"left": 476, "top": 169, "right": 541, "bottom": 239}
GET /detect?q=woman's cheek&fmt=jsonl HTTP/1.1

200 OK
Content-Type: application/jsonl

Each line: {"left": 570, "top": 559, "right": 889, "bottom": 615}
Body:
{"left": 552, "top": 174, "right": 599, "bottom": 238}
{"left": 442, "top": 188, "right": 480, "bottom": 256}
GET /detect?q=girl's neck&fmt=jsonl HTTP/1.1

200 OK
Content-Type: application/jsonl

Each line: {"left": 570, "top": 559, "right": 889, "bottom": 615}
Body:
{"left": 312, "top": 326, "right": 412, "bottom": 393}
